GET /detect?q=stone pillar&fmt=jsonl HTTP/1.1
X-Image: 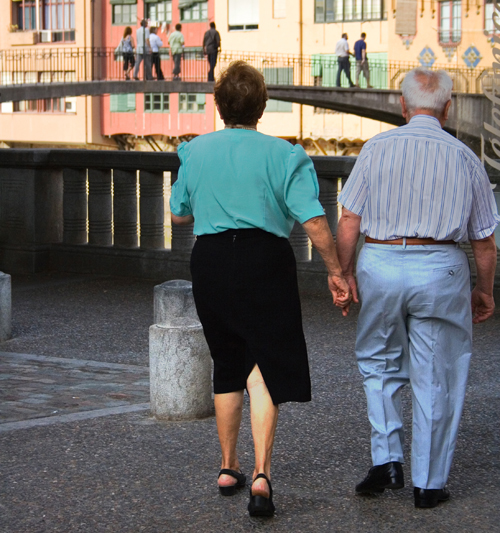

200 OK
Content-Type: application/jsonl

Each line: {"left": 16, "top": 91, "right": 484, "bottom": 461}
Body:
{"left": 140, "top": 170, "right": 165, "bottom": 250}
{"left": 88, "top": 169, "right": 112, "bottom": 246}
{"left": 154, "top": 280, "right": 198, "bottom": 324}
{"left": 63, "top": 168, "right": 87, "bottom": 245}
{"left": 289, "top": 221, "right": 309, "bottom": 262}
{"left": 113, "top": 169, "right": 138, "bottom": 248}
{"left": 150, "top": 279, "right": 212, "bottom": 420}
{"left": 0, "top": 272, "right": 12, "bottom": 341}
{"left": 312, "top": 177, "right": 339, "bottom": 263}
{"left": 170, "top": 171, "right": 195, "bottom": 254}
{"left": 150, "top": 318, "right": 212, "bottom": 420}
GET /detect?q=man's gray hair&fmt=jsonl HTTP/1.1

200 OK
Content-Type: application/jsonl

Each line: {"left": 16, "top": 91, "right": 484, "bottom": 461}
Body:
{"left": 402, "top": 68, "right": 453, "bottom": 115}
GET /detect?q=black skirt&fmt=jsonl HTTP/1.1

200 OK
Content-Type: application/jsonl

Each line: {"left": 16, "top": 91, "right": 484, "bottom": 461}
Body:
{"left": 190, "top": 228, "right": 311, "bottom": 405}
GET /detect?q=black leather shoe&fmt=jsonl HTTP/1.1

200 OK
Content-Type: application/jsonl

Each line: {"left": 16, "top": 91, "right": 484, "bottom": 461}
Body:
{"left": 414, "top": 487, "right": 450, "bottom": 508}
{"left": 355, "top": 462, "right": 404, "bottom": 494}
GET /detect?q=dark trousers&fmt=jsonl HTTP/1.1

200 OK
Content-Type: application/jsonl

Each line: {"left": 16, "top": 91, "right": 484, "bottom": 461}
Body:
{"left": 152, "top": 52, "right": 164, "bottom": 80}
{"left": 336, "top": 56, "right": 354, "bottom": 87}
{"left": 207, "top": 52, "right": 218, "bottom": 82}
{"left": 173, "top": 53, "right": 182, "bottom": 77}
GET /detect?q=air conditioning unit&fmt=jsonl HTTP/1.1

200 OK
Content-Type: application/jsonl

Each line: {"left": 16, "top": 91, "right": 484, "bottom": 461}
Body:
{"left": 65, "top": 97, "right": 76, "bottom": 113}
{"left": 39, "top": 30, "right": 52, "bottom": 43}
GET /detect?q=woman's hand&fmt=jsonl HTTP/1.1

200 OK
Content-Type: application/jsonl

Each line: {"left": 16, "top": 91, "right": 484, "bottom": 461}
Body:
{"left": 328, "top": 274, "right": 352, "bottom": 316}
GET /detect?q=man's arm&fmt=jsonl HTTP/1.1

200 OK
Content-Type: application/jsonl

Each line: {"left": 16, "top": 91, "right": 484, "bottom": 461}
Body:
{"left": 302, "top": 215, "right": 352, "bottom": 315}
{"left": 470, "top": 234, "right": 497, "bottom": 323}
{"left": 336, "top": 208, "right": 362, "bottom": 303}
{"left": 171, "top": 213, "right": 194, "bottom": 225}
{"left": 362, "top": 48, "right": 366, "bottom": 62}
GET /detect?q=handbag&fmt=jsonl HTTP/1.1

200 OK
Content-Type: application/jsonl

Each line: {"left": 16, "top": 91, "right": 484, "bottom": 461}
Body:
{"left": 114, "top": 39, "right": 123, "bottom": 58}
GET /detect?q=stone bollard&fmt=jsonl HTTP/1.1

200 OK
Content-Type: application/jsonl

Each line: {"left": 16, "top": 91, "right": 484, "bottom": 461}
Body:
{"left": 150, "top": 280, "right": 213, "bottom": 420}
{"left": 150, "top": 318, "right": 213, "bottom": 420}
{"left": 0, "top": 272, "right": 12, "bottom": 341}
{"left": 154, "top": 279, "right": 199, "bottom": 324}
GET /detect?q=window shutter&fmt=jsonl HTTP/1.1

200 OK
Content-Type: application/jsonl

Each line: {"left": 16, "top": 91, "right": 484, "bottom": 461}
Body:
{"left": 395, "top": 0, "right": 417, "bottom": 34}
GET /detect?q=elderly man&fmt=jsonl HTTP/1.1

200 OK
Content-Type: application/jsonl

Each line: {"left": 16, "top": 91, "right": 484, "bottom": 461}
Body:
{"left": 337, "top": 68, "right": 499, "bottom": 508}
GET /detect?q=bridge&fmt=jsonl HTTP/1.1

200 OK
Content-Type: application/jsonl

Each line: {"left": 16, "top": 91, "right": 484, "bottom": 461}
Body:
{"left": 0, "top": 48, "right": 491, "bottom": 149}
{"left": 0, "top": 80, "right": 488, "bottom": 149}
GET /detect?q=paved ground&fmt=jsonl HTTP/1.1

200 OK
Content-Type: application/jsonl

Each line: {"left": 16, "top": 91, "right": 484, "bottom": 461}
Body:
{"left": 0, "top": 273, "right": 499, "bottom": 533}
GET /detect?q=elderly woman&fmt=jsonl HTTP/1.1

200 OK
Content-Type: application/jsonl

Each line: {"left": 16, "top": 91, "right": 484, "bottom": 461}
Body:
{"left": 170, "top": 61, "right": 351, "bottom": 517}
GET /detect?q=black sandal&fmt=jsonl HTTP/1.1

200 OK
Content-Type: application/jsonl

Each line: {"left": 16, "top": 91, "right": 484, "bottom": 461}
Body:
{"left": 248, "top": 473, "right": 275, "bottom": 517}
{"left": 218, "top": 469, "right": 246, "bottom": 496}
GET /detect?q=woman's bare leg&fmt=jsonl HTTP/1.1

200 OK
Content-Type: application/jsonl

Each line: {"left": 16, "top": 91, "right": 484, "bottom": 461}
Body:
{"left": 214, "top": 390, "right": 244, "bottom": 487}
{"left": 247, "top": 364, "right": 279, "bottom": 496}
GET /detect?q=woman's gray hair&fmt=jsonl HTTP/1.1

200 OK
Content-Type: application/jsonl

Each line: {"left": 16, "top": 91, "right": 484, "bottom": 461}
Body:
{"left": 402, "top": 68, "right": 452, "bottom": 116}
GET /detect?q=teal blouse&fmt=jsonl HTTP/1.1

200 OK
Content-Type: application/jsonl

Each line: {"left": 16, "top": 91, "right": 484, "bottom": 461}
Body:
{"left": 170, "top": 129, "right": 325, "bottom": 238}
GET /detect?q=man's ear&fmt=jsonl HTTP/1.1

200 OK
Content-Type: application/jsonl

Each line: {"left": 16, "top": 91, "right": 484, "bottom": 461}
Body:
{"left": 400, "top": 96, "right": 408, "bottom": 121}
{"left": 443, "top": 100, "right": 451, "bottom": 122}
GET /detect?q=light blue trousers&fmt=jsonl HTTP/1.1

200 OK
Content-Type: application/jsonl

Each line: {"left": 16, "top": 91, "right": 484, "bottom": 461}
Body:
{"left": 356, "top": 243, "right": 472, "bottom": 489}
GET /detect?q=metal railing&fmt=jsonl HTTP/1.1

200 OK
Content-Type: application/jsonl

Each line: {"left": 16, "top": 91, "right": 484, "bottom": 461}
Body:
{"left": 0, "top": 47, "right": 491, "bottom": 94}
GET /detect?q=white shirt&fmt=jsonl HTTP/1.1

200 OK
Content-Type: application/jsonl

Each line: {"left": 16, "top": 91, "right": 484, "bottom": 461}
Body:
{"left": 136, "top": 27, "right": 150, "bottom": 54}
{"left": 335, "top": 38, "right": 350, "bottom": 57}
{"left": 338, "top": 115, "right": 500, "bottom": 242}
{"left": 149, "top": 33, "right": 163, "bottom": 53}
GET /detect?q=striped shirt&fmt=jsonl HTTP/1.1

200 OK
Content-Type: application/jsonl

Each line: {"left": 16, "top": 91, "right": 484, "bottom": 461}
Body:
{"left": 338, "top": 115, "right": 500, "bottom": 242}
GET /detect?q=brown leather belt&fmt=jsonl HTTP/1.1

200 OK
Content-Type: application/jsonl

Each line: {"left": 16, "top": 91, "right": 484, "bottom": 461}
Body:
{"left": 365, "top": 237, "right": 456, "bottom": 245}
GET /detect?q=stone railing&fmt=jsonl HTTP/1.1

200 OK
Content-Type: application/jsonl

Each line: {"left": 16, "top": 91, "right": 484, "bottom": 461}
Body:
{"left": 0, "top": 149, "right": 357, "bottom": 284}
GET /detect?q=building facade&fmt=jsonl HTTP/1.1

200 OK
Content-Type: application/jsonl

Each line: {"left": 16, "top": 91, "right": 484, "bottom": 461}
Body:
{"left": 0, "top": 0, "right": 495, "bottom": 152}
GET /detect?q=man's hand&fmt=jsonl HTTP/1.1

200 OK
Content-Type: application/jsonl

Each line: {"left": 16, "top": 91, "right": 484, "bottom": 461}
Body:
{"left": 328, "top": 274, "right": 352, "bottom": 316}
{"left": 471, "top": 287, "right": 495, "bottom": 324}
{"left": 343, "top": 272, "right": 359, "bottom": 304}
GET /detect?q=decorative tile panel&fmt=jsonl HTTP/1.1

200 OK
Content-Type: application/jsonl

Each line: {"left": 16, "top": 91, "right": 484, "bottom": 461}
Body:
{"left": 418, "top": 46, "right": 436, "bottom": 67}
{"left": 462, "top": 45, "right": 482, "bottom": 68}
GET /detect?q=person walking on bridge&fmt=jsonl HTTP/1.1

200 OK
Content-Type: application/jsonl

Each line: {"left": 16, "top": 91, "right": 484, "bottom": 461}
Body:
{"left": 149, "top": 27, "right": 164, "bottom": 80}
{"left": 169, "top": 23, "right": 185, "bottom": 81}
{"left": 336, "top": 67, "right": 499, "bottom": 509}
{"left": 203, "top": 22, "right": 221, "bottom": 82}
{"left": 335, "top": 33, "right": 355, "bottom": 88}
{"left": 354, "top": 33, "right": 372, "bottom": 88}
{"left": 170, "top": 61, "right": 351, "bottom": 518}
{"left": 133, "top": 19, "right": 152, "bottom": 80}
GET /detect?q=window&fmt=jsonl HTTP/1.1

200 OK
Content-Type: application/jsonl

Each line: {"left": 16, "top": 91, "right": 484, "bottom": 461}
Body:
{"left": 111, "top": 0, "right": 137, "bottom": 25}
{"left": 315, "top": 0, "right": 385, "bottom": 21}
{"left": 110, "top": 93, "right": 136, "bottom": 112}
{"left": 228, "top": 0, "right": 259, "bottom": 30}
{"left": 179, "top": 93, "right": 205, "bottom": 113}
{"left": 485, "top": 0, "right": 496, "bottom": 34}
{"left": 13, "top": 98, "right": 70, "bottom": 113}
{"left": 265, "top": 99, "right": 293, "bottom": 113}
{"left": 180, "top": 1, "right": 208, "bottom": 22}
{"left": 145, "top": 93, "right": 170, "bottom": 112}
{"left": 273, "top": 0, "right": 286, "bottom": 18}
{"left": 41, "top": 0, "right": 75, "bottom": 41}
{"left": 13, "top": 0, "right": 37, "bottom": 30}
{"left": 439, "top": 0, "right": 461, "bottom": 43}
{"left": 147, "top": 1, "right": 172, "bottom": 23}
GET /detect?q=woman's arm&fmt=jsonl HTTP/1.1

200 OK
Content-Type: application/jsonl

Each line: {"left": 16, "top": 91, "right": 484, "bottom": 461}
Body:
{"left": 302, "top": 215, "right": 352, "bottom": 315}
{"left": 171, "top": 213, "right": 194, "bottom": 225}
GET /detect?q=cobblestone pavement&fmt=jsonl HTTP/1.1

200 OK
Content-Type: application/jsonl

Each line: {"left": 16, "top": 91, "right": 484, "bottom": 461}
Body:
{"left": 0, "top": 352, "right": 149, "bottom": 429}
{"left": 0, "top": 274, "right": 499, "bottom": 533}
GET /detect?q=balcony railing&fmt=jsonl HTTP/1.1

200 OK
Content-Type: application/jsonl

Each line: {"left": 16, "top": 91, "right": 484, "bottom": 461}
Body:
{"left": 0, "top": 149, "right": 498, "bottom": 282}
{"left": 0, "top": 48, "right": 491, "bottom": 94}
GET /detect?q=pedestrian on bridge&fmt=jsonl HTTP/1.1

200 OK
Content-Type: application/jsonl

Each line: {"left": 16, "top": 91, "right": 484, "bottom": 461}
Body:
{"left": 354, "top": 33, "right": 373, "bottom": 88}
{"left": 133, "top": 19, "right": 153, "bottom": 81}
{"left": 336, "top": 67, "right": 499, "bottom": 509}
{"left": 118, "top": 27, "right": 135, "bottom": 80}
{"left": 149, "top": 27, "right": 164, "bottom": 81}
{"left": 170, "top": 60, "right": 351, "bottom": 518}
{"left": 335, "top": 33, "right": 355, "bottom": 88}
{"left": 169, "top": 23, "right": 185, "bottom": 81}
{"left": 203, "top": 22, "right": 221, "bottom": 82}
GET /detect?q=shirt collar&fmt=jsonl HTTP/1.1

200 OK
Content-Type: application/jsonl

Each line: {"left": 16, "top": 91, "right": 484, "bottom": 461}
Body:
{"left": 408, "top": 114, "right": 442, "bottom": 129}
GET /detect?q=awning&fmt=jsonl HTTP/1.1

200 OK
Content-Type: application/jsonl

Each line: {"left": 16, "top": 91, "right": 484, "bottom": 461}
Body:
{"left": 109, "top": 0, "right": 137, "bottom": 5}
{"left": 178, "top": 0, "right": 205, "bottom": 8}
